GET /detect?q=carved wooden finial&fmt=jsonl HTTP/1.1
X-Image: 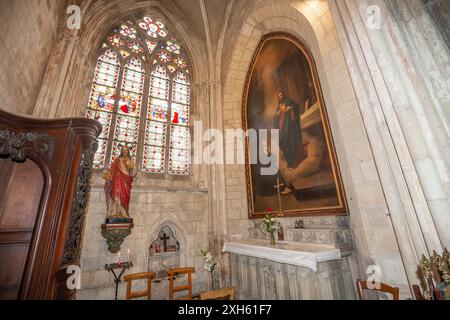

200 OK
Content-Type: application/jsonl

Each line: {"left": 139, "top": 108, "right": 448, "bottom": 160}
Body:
{"left": 430, "top": 250, "right": 442, "bottom": 284}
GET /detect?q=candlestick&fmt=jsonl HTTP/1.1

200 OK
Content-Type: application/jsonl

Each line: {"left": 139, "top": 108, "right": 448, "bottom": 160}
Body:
{"left": 104, "top": 261, "right": 133, "bottom": 300}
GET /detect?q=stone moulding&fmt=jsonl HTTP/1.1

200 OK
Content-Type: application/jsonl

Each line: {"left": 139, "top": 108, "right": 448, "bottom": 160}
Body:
{"left": 286, "top": 228, "right": 353, "bottom": 249}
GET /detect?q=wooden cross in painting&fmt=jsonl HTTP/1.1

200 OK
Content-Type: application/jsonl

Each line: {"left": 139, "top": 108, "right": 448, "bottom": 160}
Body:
{"left": 273, "top": 178, "right": 284, "bottom": 217}
{"left": 160, "top": 233, "right": 170, "bottom": 252}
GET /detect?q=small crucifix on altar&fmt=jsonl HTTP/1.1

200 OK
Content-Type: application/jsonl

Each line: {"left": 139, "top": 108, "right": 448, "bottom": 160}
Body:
{"left": 160, "top": 232, "right": 170, "bottom": 252}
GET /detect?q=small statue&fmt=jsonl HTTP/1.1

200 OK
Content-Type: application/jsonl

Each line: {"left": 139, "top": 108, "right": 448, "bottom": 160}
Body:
{"left": 277, "top": 222, "right": 284, "bottom": 241}
{"left": 103, "top": 145, "right": 137, "bottom": 221}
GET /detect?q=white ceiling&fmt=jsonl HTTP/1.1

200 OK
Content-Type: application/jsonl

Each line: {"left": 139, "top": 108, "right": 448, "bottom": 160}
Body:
{"left": 171, "top": 0, "right": 230, "bottom": 44}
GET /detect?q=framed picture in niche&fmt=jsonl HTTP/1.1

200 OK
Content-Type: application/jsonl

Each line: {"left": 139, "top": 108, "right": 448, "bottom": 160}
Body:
{"left": 243, "top": 33, "right": 347, "bottom": 218}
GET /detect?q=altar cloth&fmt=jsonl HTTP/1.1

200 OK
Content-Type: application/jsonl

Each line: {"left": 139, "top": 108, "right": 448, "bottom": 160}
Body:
{"left": 223, "top": 239, "right": 341, "bottom": 272}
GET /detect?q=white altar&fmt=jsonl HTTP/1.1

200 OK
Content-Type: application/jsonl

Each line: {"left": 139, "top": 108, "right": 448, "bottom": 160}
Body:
{"left": 223, "top": 239, "right": 356, "bottom": 300}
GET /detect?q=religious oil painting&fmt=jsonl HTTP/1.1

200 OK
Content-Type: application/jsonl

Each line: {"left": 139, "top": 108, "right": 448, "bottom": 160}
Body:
{"left": 244, "top": 33, "right": 347, "bottom": 218}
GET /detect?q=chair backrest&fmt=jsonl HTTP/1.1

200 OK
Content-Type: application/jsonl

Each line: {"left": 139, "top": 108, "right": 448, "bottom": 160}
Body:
{"left": 356, "top": 279, "right": 400, "bottom": 300}
{"left": 200, "top": 287, "right": 236, "bottom": 300}
{"left": 167, "top": 267, "right": 195, "bottom": 300}
{"left": 123, "top": 272, "right": 156, "bottom": 300}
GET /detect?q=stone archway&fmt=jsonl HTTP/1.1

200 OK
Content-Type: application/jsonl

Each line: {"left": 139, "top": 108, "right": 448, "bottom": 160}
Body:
{"left": 144, "top": 219, "right": 189, "bottom": 273}
{"left": 34, "top": 0, "right": 210, "bottom": 120}
{"left": 219, "top": 0, "right": 352, "bottom": 247}
{"left": 216, "top": 0, "right": 411, "bottom": 295}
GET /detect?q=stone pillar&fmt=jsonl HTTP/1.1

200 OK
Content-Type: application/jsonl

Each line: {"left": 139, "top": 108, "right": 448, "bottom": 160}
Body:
{"left": 33, "top": 0, "right": 96, "bottom": 120}
{"left": 34, "top": 27, "right": 80, "bottom": 118}
{"left": 424, "top": 0, "right": 450, "bottom": 47}
{"left": 329, "top": 0, "right": 449, "bottom": 293}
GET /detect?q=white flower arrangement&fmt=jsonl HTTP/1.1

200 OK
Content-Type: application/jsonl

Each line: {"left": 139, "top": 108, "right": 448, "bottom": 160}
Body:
{"left": 261, "top": 208, "right": 279, "bottom": 244}
{"left": 262, "top": 208, "right": 279, "bottom": 233}
{"left": 199, "top": 248, "right": 218, "bottom": 273}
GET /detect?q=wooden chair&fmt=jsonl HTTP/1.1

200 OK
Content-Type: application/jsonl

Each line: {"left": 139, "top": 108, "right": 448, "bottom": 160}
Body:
{"left": 200, "top": 287, "right": 236, "bottom": 300}
{"left": 168, "top": 267, "right": 195, "bottom": 300}
{"left": 124, "top": 272, "right": 156, "bottom": 300}
{"left": 356, "top": 279, "right": 400, "bottom": 300}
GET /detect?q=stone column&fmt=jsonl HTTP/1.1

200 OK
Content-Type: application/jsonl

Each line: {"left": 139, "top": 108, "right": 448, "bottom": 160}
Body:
{"left": 329, "top": 0, "right": 448, "bottom": 292}
{"left": 34, "top": 27, "right": 80, "bottom": 118}
{"left": 34, "top": 1, "right": 94, "bottom": 119}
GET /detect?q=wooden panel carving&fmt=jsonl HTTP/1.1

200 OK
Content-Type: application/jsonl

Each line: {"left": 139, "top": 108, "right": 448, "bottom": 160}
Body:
{"left": 0, "top": 108, "right": 101, "bottom": 299}
{"left": 0, "top": 129, "right": 52, "bottom": 162}
{"left": 62, "top": 140, "right": 98, "bottom": 264}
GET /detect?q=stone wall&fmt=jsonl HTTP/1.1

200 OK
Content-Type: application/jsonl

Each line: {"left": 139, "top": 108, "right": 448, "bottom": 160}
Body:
{"left": 77, "top": 173, "right": 211, "bottom": 300}
{"left": 12, "top": 0, "right": 448, "bottom": 299}
{"left": 27, "top": 0, "right": 216, "bottom": 300}
{"left": 218, "top": 0, "right": 411, "bottom": 296}
{"left": 0, "top": 0, "right": 65, "bottom": 115}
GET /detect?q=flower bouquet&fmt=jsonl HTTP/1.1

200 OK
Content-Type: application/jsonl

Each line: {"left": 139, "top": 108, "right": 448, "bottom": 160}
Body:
{"left": 199, "top": 248, "right": 218, "bottom": 290}
{"left": 262, "top": 208, "right": 279, "bottom": 245}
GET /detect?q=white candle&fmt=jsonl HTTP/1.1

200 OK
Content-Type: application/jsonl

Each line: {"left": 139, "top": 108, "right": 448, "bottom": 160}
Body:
{"left": 127, "top": 249, "right": 131, "bottom": 262}
{"left": 118, "top": 252, "right": 121, "bottom": 264}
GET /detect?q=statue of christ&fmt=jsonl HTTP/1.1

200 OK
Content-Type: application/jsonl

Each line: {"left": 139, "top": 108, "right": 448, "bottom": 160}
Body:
{"left": 103, "top": 145, "right": 136, "bottom": 220}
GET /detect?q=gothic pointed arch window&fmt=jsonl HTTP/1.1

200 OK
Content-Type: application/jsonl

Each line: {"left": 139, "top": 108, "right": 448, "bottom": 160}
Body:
{"left": 86, "top": 15, "right": 191, "bottom": 175}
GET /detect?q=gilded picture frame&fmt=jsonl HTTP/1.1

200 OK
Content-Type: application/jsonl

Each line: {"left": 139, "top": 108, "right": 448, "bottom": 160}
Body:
{"left": 243, "top": 33, "right": 348, "bottom": 219}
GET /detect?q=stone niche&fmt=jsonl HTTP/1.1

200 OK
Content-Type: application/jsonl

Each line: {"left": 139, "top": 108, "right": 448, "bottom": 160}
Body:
{"left": 148, "top": 225, "right": 181, "bottom": 278}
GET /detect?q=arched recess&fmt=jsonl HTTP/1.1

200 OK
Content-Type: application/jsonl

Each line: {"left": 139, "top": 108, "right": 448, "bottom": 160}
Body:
{"left": 34, "top": 1, "right": 212, "bottom": 189}
{"left": 34, "top": 1, "right": 209, "bottom": 121}
{"left": 143, "top": 219, "right": 188, "bottom": 273}
{"left": 84, "top": 15, "right": 193, "bottom": 175}
{"left": 220, "top": 0, "right": 349, "bottom": 242}
{"left": 217, "top": 0, "right": 411, "bottom": 294}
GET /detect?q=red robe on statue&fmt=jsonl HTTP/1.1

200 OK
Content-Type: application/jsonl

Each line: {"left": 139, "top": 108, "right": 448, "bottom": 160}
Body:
{"left": 110, "top": 158, "right": 133, "bottom": 213}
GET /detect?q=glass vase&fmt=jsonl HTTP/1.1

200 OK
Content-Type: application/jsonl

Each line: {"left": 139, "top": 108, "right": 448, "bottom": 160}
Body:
{"left": 210, "top": 271, "right": 215, "bottom": 291}
{"left": 270, "top": 231, "right": 276, "bottom": 245}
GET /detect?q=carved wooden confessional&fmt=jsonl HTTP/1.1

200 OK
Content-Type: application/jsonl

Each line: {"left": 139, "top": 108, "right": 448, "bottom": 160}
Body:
{"left": 0, "top": 109, "right": 101, "bottom": 299}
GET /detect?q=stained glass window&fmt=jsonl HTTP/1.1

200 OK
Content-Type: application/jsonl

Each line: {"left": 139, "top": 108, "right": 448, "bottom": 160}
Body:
{"left": 86, "top": 48, "right": 120, "bottom": 168}
{"left": 111, "top": 57, "right": 145, "bottom": 165}
{"left": 120, "top": 24, "right": 137, "bottom": 39}
{"left": 143, "top": 65, "right": 169, "bottom": 173}
{"left": 139, "top": 16, "right": 167, "bottom": 38}
{"left": 86, "top": 15, "right": 191, "bottom": 175}
{"left": 108, "top": 34, "right": 124, "bottom": 47}
{"left": 146, "top": 40, "right": 157, "bottom": 54}
{"left": 127, "top": 41, "right": 144, "bottom": 54}
{"left": 143, "top": 65, "right": 190, "bottom": 175}
{"left": 168, "top": 71, "right": 190, "bottom": 175}
{"left": 166, "top": 40, "right": 181, "bottom": 54}
{"left": 174, "top": 57, "right": 187, "bottom": 69}
{"left": 157, "top": 50, "right": 172, "bottom": 64}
